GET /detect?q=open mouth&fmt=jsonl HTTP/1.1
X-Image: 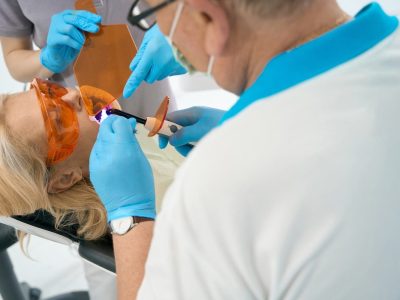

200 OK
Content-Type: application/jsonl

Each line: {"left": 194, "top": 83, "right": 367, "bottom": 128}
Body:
{"left": 89, "top": 101, "right": 121, "bottom": 124}
{"left": 90, "top": 105, "right": 112, "bottom": 124}
{"left": 78, "top": 85, "right": 122, "bottom": 124}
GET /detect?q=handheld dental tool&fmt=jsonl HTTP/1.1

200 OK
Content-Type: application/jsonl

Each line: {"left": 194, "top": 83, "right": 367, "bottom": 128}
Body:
{"left": 107, "top": 108, "right": 184, "bottom": 138}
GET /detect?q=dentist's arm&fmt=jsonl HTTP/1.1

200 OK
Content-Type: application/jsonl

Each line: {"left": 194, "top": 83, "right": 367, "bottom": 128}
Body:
{"left": 113, "top": 222, "right": 154, "bottom": 300}
{"left": 90, "top": 116, "right": 156, "bottom": 300}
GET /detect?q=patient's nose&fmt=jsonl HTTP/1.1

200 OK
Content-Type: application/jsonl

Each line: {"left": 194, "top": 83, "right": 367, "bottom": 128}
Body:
{"left": 62, "top": 89, "right": 82, "bottom": 112}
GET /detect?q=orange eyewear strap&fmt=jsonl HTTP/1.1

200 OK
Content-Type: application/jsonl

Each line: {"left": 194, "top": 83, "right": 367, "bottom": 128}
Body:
{"left": 31, "top": 78, "right": 80, "bottom": 165}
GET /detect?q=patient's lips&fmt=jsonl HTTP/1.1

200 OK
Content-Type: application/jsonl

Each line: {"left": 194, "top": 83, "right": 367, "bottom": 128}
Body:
{"left": 94, "top": 105, "right": 111, "bottom": 123}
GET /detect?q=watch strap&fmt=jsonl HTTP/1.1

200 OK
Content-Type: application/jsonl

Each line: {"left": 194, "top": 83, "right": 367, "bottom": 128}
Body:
{"left": 109, "top": 216, "right": 154, "bottom": 236}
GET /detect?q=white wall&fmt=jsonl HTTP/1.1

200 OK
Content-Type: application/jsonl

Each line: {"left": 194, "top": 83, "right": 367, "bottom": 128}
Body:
{"left": 339, "top": 0, "right": 400, "bottom": 15}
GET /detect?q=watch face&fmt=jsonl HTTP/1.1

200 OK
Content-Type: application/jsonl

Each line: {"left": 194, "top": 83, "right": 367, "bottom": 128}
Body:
{"left": 111, "top": 217, "right": 133, "bottom": 235}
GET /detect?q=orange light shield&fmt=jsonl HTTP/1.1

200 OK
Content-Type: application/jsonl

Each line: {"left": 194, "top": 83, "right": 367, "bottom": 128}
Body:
{"left": 80, "top": 85, "right": 116, "bottom": 116}
{"left": 148, "top": 96, "right": 170, "bottom": 137}
{"left": 75, "top": 0, "right": 96, "bottom": 13}
{"left": 31, "top": 78, "right": 80, "bottom": 165}
{"left": 74, "top": 0, "right": 138, "bottom": 115}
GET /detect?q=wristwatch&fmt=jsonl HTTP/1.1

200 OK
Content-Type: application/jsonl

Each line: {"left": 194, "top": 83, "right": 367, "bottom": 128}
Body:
{"left": 109, "top": 216, "right": 153, "bottom": 236}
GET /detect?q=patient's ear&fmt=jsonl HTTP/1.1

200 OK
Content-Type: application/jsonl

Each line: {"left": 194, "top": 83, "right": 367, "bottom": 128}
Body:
{"left": 47, "top": 167, "right": 83, "bottom": 194}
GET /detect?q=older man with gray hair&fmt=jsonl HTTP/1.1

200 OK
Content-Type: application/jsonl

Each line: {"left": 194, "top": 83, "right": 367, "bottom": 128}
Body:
{"left": 88, "top": 0, "right": 400, "bottom": 299}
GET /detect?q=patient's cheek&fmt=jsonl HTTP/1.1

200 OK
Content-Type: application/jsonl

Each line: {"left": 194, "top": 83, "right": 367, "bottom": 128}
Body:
{"left": 74, "top": 100, "right": 121, "bottom": 165}
{"left": 80, "top": 117, "right": 99, "bottom": 143}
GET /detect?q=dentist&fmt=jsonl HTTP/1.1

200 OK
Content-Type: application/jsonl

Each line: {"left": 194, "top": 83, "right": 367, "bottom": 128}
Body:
{"left": 91, "top": 0, "right": 400, "bottom": 299}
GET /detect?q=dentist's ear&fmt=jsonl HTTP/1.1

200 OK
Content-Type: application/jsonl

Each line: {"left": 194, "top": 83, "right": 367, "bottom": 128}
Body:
{"left": 47, "top": 167, "right": 83, "bottom": 194}
{"left": 190, "top": 0, "right": 230, "bottom": 56}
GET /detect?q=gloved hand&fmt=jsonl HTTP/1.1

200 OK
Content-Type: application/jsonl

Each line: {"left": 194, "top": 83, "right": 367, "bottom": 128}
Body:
{"left": 90, "top": 116, "right": 155, "bottom": 222}
{"left": 159, "top": 107, "right": 226, "bottom": 157}
{"left": 40, "top": 10, "right": 102, "bottom": 73}
{"left": 123, "top": 24, "right": 186, "bottom": 98}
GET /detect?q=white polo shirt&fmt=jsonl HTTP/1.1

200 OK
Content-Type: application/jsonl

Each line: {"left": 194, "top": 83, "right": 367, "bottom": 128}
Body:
{"left": 139, "top": 3, "right": 400, "bottom": 299}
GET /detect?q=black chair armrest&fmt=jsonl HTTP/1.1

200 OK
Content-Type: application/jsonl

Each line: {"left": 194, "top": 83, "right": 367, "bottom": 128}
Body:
{"left": 0, "top": 223, "right": 18, "bottom": 251}
{"left": 13, "top": 211, "right": 81, "bottom": 242}
{"left": 79, "top": 237, "right": 115, "bottom": 273}
{"left": 10, "top": 211, "right": 116, "bottom": 273}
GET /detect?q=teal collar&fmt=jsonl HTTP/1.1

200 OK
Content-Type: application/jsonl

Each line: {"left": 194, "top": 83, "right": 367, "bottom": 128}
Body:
{"left": 220, "top": 2, "right": 399, "bottom": 124}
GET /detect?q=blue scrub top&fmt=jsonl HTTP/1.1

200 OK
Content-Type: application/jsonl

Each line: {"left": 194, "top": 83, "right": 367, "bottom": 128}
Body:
{"left": 220, "top": 2, "right": 399, "bottom": 125}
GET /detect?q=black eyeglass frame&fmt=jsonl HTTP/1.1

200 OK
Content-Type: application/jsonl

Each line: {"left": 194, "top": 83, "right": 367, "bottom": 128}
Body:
{"left": 127, "top": 0, "right": 177, "bottom": 31}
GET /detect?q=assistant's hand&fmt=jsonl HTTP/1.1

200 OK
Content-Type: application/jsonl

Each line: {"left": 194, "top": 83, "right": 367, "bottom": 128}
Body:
{"left": 40, "top": 10, "right": 102, "bottom": 73}
{"left": 159, "top": 107, "right": 226, "bottom": 157}
{"left": 90, "top": 116, "right": 155, "bottom": 222}
{"left": 123, "top": 24, "right": 186, "bottom": 98}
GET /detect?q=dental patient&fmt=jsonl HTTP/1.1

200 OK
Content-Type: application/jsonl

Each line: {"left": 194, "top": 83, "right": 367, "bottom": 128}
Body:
{"left": 0, "top": 79, "right": 181, "bottom": 239}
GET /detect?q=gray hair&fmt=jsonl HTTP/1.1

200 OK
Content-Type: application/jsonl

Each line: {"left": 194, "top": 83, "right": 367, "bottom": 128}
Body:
{"left": 220, "top": 0, "right": 309, "bottom": 17}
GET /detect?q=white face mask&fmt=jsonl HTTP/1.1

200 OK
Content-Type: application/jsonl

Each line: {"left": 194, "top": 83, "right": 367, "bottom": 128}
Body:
{"left": 166, "top": 1, "right": 215, "bottom": 76}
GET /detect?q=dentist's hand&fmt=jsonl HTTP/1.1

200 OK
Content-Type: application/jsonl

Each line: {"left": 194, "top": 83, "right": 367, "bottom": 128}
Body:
{"left": 123, "top": 24, "right": 186, "bottom": 98}
{"left": 159, "top": 107, "right": 226, "bottom": 157}
{"left": 90, "top": 116, "right": 155, "bottom": 222}
{"left": 40, "top": 10, "right": 102, "bottom": 73}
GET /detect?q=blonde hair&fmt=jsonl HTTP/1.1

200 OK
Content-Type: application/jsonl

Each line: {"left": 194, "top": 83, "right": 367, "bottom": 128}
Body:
{"left": 0, "top": 94, "right": 107, "bottom": 240}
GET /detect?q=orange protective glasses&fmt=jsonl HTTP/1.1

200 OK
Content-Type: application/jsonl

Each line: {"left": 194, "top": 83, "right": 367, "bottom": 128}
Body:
{"left": 31, "top": 78, "right": 80, "bottom": 166}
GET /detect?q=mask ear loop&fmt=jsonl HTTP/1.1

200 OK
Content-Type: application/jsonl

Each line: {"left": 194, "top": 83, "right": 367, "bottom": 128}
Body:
{"left": 207, "top": 56, "right": 215, "bottom": 77}
{"left": 168, "top": 1, "right": 185, "bottom": 40}
{"left": 169, "top": 2, "right": 215, "bottom": 77}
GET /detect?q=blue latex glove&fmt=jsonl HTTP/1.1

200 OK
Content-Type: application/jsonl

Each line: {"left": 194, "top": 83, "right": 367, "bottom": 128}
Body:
{"left": 40, "top": 10, "right": 102, "bottom": 73}
{"left": 123, "top": 24, "right": 186, "bottom": 98}
{"left": 90, "top": 116, "right": 155, "bottom": 222}
{"left": 159, "top": 107, "right": 226, "bottom": 157}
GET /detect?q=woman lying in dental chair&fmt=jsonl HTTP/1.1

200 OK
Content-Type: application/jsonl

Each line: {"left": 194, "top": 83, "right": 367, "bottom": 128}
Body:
{"left": 0, "top": 78, "right": 182, "bottom": 240}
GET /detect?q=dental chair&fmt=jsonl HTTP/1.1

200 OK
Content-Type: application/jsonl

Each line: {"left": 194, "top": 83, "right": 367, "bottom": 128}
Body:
{"left": 0, "top": 212, "right": 115, "bottom": 300}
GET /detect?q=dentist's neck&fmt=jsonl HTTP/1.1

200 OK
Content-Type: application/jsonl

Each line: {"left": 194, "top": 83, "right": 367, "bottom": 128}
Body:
{"left": 241, "top": 0, "right": 350, "bottom": 92}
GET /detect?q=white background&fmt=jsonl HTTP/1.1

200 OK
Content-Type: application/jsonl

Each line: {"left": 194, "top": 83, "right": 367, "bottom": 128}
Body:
{"left": 0, "top": 1, "right": 399, "bottom": 299}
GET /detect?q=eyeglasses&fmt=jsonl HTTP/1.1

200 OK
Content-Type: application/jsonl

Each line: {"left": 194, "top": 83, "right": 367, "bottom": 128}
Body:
{"left": 127, "top": 0, "right": 176, "bottom": 31}
{"left": 31, "top": 78, "right": 80, "bottom": 166}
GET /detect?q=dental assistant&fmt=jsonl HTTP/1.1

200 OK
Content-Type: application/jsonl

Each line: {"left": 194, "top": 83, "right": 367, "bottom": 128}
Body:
{"left": 90, "top": 0, "right": 400, "bottom": 299}
{"left": 0, "top": 0, "right": 174, "bottom": 118}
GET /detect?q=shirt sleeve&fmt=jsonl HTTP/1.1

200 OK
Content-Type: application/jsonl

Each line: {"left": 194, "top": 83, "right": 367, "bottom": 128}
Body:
{"left": 0, "top": 1, "right": 33, "bottom": 37}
